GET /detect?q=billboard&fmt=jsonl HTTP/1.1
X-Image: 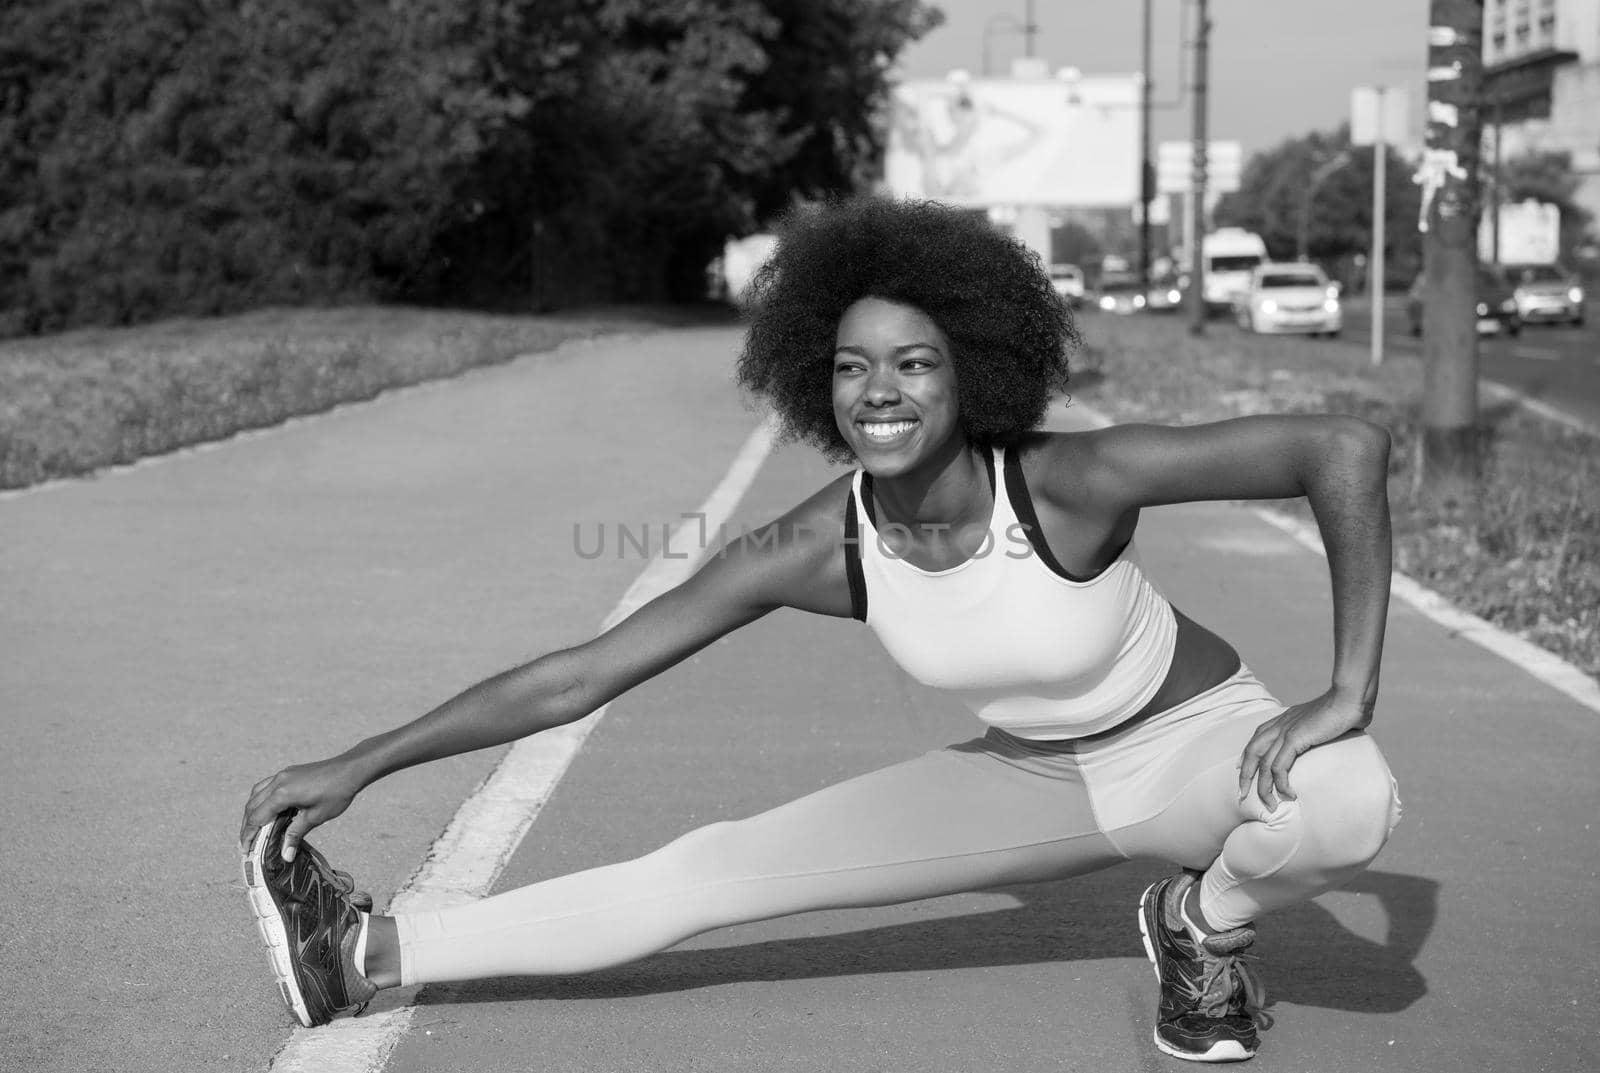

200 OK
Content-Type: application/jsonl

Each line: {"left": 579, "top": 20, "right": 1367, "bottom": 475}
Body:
{"left": 885, "top": 75, "right": 1141, "bottom": 208}
{"left": 1480, "top": 199, "right": 1560, "bottom": 264}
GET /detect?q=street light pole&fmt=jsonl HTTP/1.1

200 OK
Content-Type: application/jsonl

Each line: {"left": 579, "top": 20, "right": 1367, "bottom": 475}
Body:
{"left": 1298, "top": 151, "right": 1351, "bottom": 262}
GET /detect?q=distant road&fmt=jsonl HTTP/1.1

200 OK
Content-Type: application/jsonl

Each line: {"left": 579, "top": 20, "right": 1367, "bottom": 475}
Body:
{"left": 1339, "top": 295, "right": 1600, "bottom": 432}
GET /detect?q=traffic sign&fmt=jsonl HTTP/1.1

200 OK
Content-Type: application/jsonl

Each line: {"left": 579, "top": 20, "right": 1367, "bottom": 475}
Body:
{"left": 1351, "top": 86, "right": 1408, "bottom": 146}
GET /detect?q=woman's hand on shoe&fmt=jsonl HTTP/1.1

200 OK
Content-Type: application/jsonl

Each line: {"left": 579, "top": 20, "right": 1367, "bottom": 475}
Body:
{"left": 240, "top": 758, "right": 361, "bottom": 861}
{"left": 1237, "top": 688, "right": 1373, "bottom": 810}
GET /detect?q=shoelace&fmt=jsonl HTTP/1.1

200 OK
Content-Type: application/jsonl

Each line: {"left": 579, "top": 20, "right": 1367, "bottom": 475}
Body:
{"left": 295, "top": 841, "right": 375, "bottom": 913}
{"left": 1183, "top": 948, "right": 1274, "bottom": 1029}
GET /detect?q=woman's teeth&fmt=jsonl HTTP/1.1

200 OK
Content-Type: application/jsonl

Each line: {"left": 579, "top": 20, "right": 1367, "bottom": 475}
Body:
{"left": 859, "top": 420, "right": 917, "bottom": 441}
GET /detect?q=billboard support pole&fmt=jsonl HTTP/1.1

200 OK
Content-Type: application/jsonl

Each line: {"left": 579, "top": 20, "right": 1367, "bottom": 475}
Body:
{"left": 1187, "top": 0, "right": 1210, "bottom": 337}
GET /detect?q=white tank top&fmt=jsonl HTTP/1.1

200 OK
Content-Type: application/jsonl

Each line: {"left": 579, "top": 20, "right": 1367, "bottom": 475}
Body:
{"left": 846, "top": 444, "right": 1177, "bottom": 740}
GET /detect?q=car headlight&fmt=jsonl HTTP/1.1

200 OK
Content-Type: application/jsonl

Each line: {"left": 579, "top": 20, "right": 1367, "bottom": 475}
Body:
{"left": 1500, "top": 298, "right": 1516, "bottom": 312}
{"left": 1259, "top": 299, "right": 1278, "bottom": 313}
{"left": 1570, "top": 286, "right": 1585, "bottom": 303}
{"left": 1476, "top": 301, "right": 1490, "bottom": 316}
{"left": 1133, "top": 293, "right": 1146, "bottom": 308}
{"left": 1167, "top": 289, "right": 1181, "bottom": 303}
{"left": 1323, "top": 299, "right": 1340, "bottom": 313}
{"left": 1099, "top": 295, "right": 1116, "bottom": 311}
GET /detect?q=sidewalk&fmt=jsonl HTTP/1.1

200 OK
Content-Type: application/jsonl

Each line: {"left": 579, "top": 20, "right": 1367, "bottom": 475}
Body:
{"left": 376, "top": 400, "right": 1597, "bottom": 1072}
{"left": 2, "top": 324, "right": 1591, "bottom": 1072}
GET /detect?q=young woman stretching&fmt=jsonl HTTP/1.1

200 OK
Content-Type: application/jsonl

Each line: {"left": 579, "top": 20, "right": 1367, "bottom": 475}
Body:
{"left": 241, "top": 197, "right": 1400, "bottom": 1063}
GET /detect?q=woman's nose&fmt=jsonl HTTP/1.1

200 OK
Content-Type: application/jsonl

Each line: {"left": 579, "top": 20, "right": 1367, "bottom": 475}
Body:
{"left": 864, "top": 366, "right": 901, "bottom": 405}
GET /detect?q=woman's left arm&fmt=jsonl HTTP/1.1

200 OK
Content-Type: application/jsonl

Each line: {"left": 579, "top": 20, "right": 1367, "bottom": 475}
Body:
{"left": 1078, "top": 414, "right": 1393, "bottom": 808}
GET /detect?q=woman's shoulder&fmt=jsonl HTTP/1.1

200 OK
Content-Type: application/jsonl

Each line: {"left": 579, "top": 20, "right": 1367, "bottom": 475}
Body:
{"left": 717, "top": 472, "right": 855, "bottom": 575}
{"left": 1010, "top": 430, "right": 1115, "bottom": 508}
{"left": 1010, "top": 425, "right": 1195, "bottom": 517}
{"left": 711, "top": 472, "right": 855, "bottom": 617}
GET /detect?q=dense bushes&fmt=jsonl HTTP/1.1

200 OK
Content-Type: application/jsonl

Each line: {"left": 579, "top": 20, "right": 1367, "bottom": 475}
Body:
{"left": 0, "top": 0, "right": 940, "bottom": 337}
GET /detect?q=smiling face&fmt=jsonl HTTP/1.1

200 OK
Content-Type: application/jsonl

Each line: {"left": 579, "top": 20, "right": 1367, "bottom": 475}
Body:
{"left": 832, "top": 297, "right": 963, "bottom": 477}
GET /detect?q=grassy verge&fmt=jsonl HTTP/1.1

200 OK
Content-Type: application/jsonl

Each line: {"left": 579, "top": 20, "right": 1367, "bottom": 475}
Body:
{"left": 1071, "top": 313, "right": 1599, "bottom": 679}
{"left": 0, "top": 303, "right": 729, "bottom": 490}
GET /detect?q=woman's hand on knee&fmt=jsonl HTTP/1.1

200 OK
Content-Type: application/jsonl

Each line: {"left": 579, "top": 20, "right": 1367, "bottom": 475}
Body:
{"left": 1238, "top": 690, "right": 1372, "bottom": 810}
{"left": 240, "top": 758, "right": 361, "bottom": 861}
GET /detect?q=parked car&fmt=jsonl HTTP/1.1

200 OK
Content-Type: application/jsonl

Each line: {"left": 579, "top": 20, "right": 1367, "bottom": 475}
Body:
{"left": 1235, "top": 263, "right": 1342, "bottom": 337}
{"left": 1049, "top": 264, "right": 1086, "bottom": 306}
{"left": 1500, "top": 263, "right": 1585, "bottom": 325}
{"left": 1093, "top": 273, "right": 1147, "bottom": 315}
{"left": 1406, "top": 268, "right": 1521, "bottom": 336}
{"left": 1145, "top": 272, "right": 1186, "bottom": 313}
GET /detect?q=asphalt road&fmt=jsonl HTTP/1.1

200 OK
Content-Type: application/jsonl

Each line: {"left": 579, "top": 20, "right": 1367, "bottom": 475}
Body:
{"left": 3, "top": 326, "right": 1595, "bottom": 1072}
{"left": 1338, "top": 296, "right": 1600, "bottom": 431}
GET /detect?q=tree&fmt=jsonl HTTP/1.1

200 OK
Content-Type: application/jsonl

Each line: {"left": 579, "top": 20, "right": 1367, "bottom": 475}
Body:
{"left": 1213, "top": 126, "right": 1421, "bottom": 285}
{"left": 0, "top": 0, "right": 531, "bottom": 332}
{"left": 0, "top": 0, "right": 943, "bottom": 334}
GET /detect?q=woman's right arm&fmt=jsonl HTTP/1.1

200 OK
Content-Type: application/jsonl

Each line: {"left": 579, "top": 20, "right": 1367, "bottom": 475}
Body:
{"left": 239, "top": 478, "right": 855, "bottom": 858}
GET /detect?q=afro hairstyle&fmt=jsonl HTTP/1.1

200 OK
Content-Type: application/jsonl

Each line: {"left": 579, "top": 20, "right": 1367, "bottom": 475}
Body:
{"left": 736, "top": 196, "right": 1077, "bottom": 463}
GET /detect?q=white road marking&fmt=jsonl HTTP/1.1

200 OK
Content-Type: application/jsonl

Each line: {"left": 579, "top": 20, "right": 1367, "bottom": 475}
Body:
{"left": 1067, "top": 397, "right": 1599, "bottom": 716}
{"left": 1251, "top": 508, "right": 1600, "bottom": 717}
{"left": 265, "top": 417, "right": 777, "bottom": 1073}
{"left": 1481, "top": 379, "right": 1600, "bottom": 436}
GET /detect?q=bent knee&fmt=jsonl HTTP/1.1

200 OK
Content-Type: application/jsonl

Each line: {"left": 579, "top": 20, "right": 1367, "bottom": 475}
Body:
{"left": 1294, "top": 733, "right": 1402, "bottom": 863}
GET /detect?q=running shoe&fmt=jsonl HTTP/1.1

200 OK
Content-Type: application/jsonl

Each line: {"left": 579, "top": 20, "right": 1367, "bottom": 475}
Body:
{"left": 243, "top": 812, "right": 378, "bottom": 1027}
{"left": 1137, "top": 873, "right": 1272, "bottom": 1062}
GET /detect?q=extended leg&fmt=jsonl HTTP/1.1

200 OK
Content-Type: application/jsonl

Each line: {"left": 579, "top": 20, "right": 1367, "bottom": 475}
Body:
{"left": 391, "top": 737, "right": 1124, "bottom": 986}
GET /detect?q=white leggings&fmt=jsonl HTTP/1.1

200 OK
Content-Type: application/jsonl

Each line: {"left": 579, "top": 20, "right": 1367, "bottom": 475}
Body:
{"left": 394, "top": 665, "right": 1401, "bottom": 985}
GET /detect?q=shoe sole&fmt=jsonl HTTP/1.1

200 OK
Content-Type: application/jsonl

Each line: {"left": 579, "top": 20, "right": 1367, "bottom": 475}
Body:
{"left": 242, "top": 823, "right": 316, "bottom": 1028}
{"left": 1137, "top": 882, "right": 1255, "bottom": 1064}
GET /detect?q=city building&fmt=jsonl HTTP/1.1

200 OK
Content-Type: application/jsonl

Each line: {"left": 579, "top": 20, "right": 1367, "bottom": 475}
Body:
{"left": 1482, "top": 0, "right": 1600, "bottom": 232}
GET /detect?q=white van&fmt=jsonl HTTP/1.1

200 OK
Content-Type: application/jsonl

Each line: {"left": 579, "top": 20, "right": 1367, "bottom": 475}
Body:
{"left": 1200, "top": 228, "right": 1269, "bottom": 313}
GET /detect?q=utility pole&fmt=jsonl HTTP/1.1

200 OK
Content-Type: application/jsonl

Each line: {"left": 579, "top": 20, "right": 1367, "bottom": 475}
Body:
{"left": 1187, "top": 0, "right": 1210, "bottom": 336}
{"left": 1421, "top": 1, "right": 1485, "bottom": 491}
{"left": 1370, "top": 86, "right": 1387, "bottom": 368}
{"left": 1139, "top": 0, "right": 1153, "bottom": 295}
{"left": 1024, "top": 0, "right": 1037, "bottom": 58}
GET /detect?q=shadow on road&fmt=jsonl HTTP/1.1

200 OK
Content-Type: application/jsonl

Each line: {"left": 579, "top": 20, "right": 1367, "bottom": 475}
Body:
{"left": 421, "top": 867, "right": 1435, "bottom": 1015}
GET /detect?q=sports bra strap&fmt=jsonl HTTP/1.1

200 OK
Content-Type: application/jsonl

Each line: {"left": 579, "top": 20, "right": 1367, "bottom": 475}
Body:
{"left": 843, "top": 485, "right": 868, "bottom": 622}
